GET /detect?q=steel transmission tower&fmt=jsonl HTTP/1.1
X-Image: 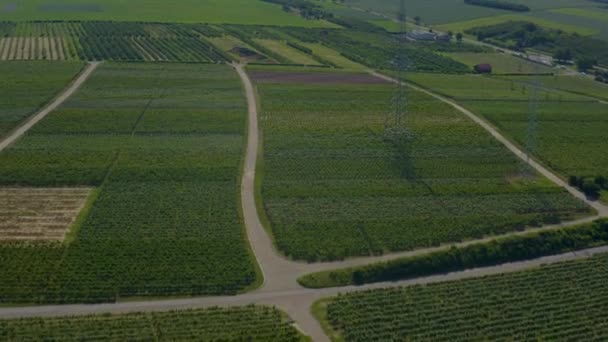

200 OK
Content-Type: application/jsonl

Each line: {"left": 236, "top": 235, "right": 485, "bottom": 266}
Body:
{"left": 521, "top": 67, "right": 541, "bottom": 178}
{"left": 387, "top": 0, "right": 408, "bottom": 130}
{"left": 385, "top": 0, "right": 415, "bottom": 180}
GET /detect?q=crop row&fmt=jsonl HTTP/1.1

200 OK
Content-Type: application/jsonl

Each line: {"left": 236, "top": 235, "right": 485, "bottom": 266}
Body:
{"left": 0, "top": 21, "right": 231, "bottom": 62}
{"left": 0, "top": 63, "right": 256, "bottom": 303}
{"left": 0, "top": 306, "right": 306, "bottom": 341}
{"left": 255, "top": 75, "right": 591, "bottom": 261}
{"left": 318, "top": 251, "right": 608, "bottom": 341}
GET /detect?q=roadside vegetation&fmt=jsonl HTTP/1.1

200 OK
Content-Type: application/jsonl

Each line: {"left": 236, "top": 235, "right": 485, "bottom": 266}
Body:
{"left": 315, "top": 251, "right": 608, "bottom": 341}
{"left": 300, "top": 219, "right": 608, "bottom": 288}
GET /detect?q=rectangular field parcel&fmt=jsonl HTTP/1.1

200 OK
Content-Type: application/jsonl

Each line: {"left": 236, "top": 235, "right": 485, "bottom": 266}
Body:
{"left": 316, "top": 252, "right": 608, "bottom": 341}
{"left": 0, "top": 187, "right": 92, "bottom": 241}
{"left": 253, "top": 69, "right": 591, "bottom": 262}
{"left": 0, "top": 306, "right": 307, "bottom": 341}
{"left": 0, "top": 63, "right": 258, "bottom": 303}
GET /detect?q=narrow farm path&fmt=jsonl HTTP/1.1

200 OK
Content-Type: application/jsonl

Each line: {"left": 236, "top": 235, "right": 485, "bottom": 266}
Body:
{"left": 0, "top": 64, "right": 607, "bottom": 342}
{"left": 0, "top": 62, "right": 100, "bottom": 152}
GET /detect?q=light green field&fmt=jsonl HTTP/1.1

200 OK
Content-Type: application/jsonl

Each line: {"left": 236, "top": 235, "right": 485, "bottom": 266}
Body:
{"left": 0, "top": 0, "right": 336, "bottom": 27}
{"left": 301, "top": 42, "right": 366, "bottom": 70}
{"left": 447, "top": 52, "right": 554, "bottom": 74}
{"left": 437, "top": 14, "right": 598, "bottom": 36}
{"left": 551, "top": 8, "right": 608, "bottom": 23}
{"left": 254, "top": 39, "right": 320, "bottom": 65}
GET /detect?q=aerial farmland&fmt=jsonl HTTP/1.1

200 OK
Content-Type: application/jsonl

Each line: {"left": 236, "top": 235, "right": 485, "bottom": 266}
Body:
{"left": 0, "top": 0, "right": 607, "bottom": 341}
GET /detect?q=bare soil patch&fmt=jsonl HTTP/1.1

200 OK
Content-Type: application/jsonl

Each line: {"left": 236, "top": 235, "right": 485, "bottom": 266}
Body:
{"left": 0, "top": 187, "right": 92, "bottom": 242}
{"left": 249, "top": 71, "right": 390, "bottom": 85}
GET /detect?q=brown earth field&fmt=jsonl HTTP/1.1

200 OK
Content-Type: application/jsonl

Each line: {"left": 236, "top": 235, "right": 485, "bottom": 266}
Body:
{"left": 0, "top": 187, "right": 92, "bottom": 241}
{"left": 249, "top": 71, "right": 389, "bottom": 85}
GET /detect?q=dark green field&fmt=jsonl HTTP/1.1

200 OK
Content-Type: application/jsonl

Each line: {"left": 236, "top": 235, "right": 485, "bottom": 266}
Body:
{"left": 0, "top": 63, "right": 258, "bottom": 303}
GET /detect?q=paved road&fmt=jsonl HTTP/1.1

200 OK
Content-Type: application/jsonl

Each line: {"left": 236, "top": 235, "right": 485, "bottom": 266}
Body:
{"left": 0, "top": 62, "right": 100, "bottom": 152}
{"left": 0, "top": 64, "right": 606, "bottom": 342}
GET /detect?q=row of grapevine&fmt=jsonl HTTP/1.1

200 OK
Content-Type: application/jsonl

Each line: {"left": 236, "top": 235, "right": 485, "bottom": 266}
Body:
{"left": 320, "top": 252, "right": 608, "bottom": 341}
{"left": 0, "top": 306, "right": 307, "bottom": 341}
{"left": 0, "top": 21, "right": 231, "bottom": 62}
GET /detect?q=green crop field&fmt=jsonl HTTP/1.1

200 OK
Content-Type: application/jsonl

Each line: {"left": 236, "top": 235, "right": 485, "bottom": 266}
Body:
{"left": 0, "top": 0, "right": 335, "bottom": 27}
{"left": 334, "top": 0, "right": 601, "bottom": 25}
{"left": 315, "top": 252, "right": 608, "bottom": 341}
{"left": 254, "top": 69, "right": 590, "bottom": 262}
{"left": 0, "top": 61, "right": 82, "bottom": 136}
{"left": 405, "top": 73, "right": 608, "bottom": 182}
{"left": 0, "top": 63, "right": 259, "bottom": 303}
{"left": 437, "top": 14, "right": 598, "bottom": 37}
{"left": 445, "top": 52, "right": 554, "bottom": 74}
{"left": 0, "top": 306, "right": 308, "bottom": 341}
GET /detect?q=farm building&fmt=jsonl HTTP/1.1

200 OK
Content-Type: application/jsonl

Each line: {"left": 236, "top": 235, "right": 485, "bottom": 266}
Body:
{"left": 474, "top": 63, "right": 492, "bottom": 73}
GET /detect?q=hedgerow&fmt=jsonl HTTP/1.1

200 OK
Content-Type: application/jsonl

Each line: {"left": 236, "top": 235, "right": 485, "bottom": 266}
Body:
{"left": 300, "top": 219, "right": 608, "bottom": 287}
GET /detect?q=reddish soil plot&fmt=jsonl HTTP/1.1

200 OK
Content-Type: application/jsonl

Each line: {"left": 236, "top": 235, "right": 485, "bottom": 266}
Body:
{"left": 0, "top": 188, "right": 92, "bottom": 241}
{"left": 249, "top": 71, "right": 390, "bottom": 85}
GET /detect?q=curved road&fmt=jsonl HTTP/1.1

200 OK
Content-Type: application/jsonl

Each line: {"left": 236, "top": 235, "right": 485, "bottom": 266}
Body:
{"left": 0, "top": 62, "right": 100, "bottom": 152}
{"left": 0, "top": 63, "right": 607, "bottom": 342}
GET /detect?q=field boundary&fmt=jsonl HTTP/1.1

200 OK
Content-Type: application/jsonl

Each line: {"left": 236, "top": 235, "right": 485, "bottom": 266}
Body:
{"left": 0, "top": 61, "right": 100, "bottom": 152}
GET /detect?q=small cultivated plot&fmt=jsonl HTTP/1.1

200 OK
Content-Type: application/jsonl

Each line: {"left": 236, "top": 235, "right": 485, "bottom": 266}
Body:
{"left": 445, "top": 52, "right": 554, "bottom": 74}
{"left": 314, "top": 251, "right": 608, "bottom": 341}
{"left": 254, "top": 39, "right": 320, "bottom": 65}
{"left": 0, "top": 61, "right": 82, "bottom": 136}
{"left": 0, "top": 306, "right": 308, "bottom": 341}
{"left": 254, "top": 68, "right": 591, "bottom": 262}
{"left": 298, "top": 42, "right": 366, "bottom": 70}
{"left": 300, "top": 219, "right": 608, "bottom": 288}
{"left": 0, "top": 187, "right": 92, "bottom": 241}
{"left": 405, "top": 73, "right": 608, "bottom": 192}
{"left": 0, "top": 63, "right": 257, "bottom": 304}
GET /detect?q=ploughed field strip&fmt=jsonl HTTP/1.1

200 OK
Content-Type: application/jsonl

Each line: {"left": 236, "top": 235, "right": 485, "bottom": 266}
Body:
{"left": 253, "top": 69, "right": 591, "bottom": 262}
{"left": 0, "top": 63, "right": 257, "bottom": 303}
{"left": 406, "top": 73, "right": 608, "bottom": 189}
{"left": 0, "top": 187, "right": 91, "bottom": 241}
{"left": 316, "top": 252, "right": 608, "bottom": 341}
{"left": 0, "top": 306, "right": 308, "bottom": 341}
{"left": 0, "top": 61, "right": 82, "bottom": 136}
